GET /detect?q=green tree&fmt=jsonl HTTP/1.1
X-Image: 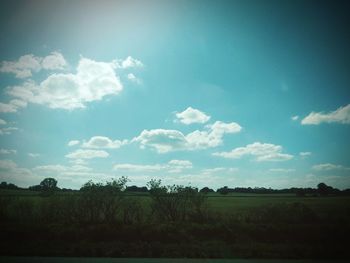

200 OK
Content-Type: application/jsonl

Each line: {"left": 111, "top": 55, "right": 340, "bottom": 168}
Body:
{"left": 39, "top": 178, "right": 58, "bottom": 196}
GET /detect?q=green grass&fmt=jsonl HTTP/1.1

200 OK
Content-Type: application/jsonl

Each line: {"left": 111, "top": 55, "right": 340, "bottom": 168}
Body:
{"left": 0, "top": 258, "right": 347, "bottom": 263}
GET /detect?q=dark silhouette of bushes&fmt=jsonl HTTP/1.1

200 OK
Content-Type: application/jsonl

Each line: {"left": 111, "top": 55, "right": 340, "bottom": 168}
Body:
{"left": 147, "top": 179, "right": 208, "bottom": 222}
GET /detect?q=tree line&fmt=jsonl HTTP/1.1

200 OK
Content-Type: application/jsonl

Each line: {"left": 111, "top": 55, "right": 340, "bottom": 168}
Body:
{"left": 1, "top": 178, "right": 349, "bottom": 196}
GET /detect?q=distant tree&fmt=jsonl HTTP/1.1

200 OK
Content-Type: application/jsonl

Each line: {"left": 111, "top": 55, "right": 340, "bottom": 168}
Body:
{"left": 0, "top": 182, "right": 19, "bottom": 190}
{"left": 35, "top": 178, "right": 59, "bottom": 196}
{"left": 199, "top": 187, "right": 214, "bottom": 193}
{"left": 40, "top": 178, "right": 58, "bottom": 190}
{"left": 317, "top": 182, "right": 331, "bottom": 196}
{"left": 28, "top": 184, "right": 42, "bottom": 191}
{"left": 125, "top": 185, "right": 148, "bottom": 192}
{"left": 217, "top": 186, "right": 230, "bottom": 195}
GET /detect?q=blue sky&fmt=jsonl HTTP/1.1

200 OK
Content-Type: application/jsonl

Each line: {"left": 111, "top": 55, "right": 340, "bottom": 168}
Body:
{"left": 0, "top": 0, "right": 349, "bottom": 189}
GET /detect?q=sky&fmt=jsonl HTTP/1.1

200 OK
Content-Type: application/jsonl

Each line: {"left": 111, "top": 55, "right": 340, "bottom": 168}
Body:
{"left": 0, "top": 0, "right": 350, "bottom": 190}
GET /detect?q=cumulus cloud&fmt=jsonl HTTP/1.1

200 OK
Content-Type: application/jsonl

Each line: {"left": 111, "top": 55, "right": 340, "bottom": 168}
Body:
{"left": 82, "top": 136, "right": 127, "bottom": 149}
{"left": 133, "top": 121, "right": 241, "bottom": 153}
{"left": 113, "top": 159, "right": 193, "bottom": 174}
{"left": 0, "top": 52, "right": 67, "bottom": 78}
{"left": 299, "top": 152, "right": 311, "bottom": 157}
{"left": 0, "top": 159, "right": 18, "bottom": 170}
{"left": 41, "top": 51, "right": 67, "bottom": 70}
{"left": 0, "top": 99, "right": 27, "bottom": 113}
{"left": 68, "top": 140, "right": 80, "bottom": 147}
{"left": 4, "top": 56, "right": 141, "bottom": 110}
{"left": 0, "top": 149, "right": 17, "bottom": 154}
{"left": 301, "top": 104, "right": 350, "bottom": 125}
{"left": 127, "top": 73, "right": 142, "bottom": 84}
{"left": 0, "top": 160, "right": 33, "bottom": 184}
{"left": 175, "top": 107, "right": 211, "bottom": 125}
{"left": 65, "top": 149, "right": 109, "bottom": 159}
{"left": 213, "top": 142, "right": 293, "bottom": 162}
{"left": 0, "top": 119, "right": 6, "bottom": 125}
{"left": 312, "top": 163, "right": 350, "bottom": 171}
{"left": 7, "top": 57, "right": 122, "bottom": 109}
{"left": 117, "top": 56, "right": 144, "bottom": 69}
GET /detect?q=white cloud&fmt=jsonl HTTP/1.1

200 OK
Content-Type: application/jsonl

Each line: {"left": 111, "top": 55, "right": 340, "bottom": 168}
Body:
{"left": 133, "top": 121, "right": 241, "bottom": 153}
{"left": 114, "top": 163, "right": 163, "bottom": 172}
{"left": 0, "top": 52, "right": 67, "bottom": 79}
{"left": 28, "top": 153, "right": 40, "bottom": 158}
{"left": 0, "top": 99, "right": 27, "bottom": 113}
{"left": 213, "top": 142, "right": 293, "bottom": 162}
{"left": 175, "top": 107, "right": 211, "bottom": 125}
{"left": 41, "top": 51, "right": 67, "bottom": 70}
{"left": 118, "top": 56, "right": 144, "bottom": 69}
{"left": 291, "top": 115, "right": 299, "bottom": 121}
{"left": 168, "top": 160, "right": 192, "bottom": 168}
{"left": 82, "top": 136, "right": 127, "bottom": 149}
{"left": 69, "top": 158, "right": 88, "bottom": 165}
{"left": 301, "top": 104, "right": 350, "bottom": 125}
{"left": 269, "top": 168, "right": 295, "bottom": 173}
{"left": 34, "top": 164, "right": 92, "bottom": 173}
{"left": 201, "top": 167, "right": 238, "bottom": 175}
{"left": 68, "top": 140, "right": 80, "bottom": 147}
{"left": 0, "top": 159, "right": 18, "bottom": 170}
{"left": 113, "top": 159, "right": 193, "bottom": 174}
{"left": 312, "top": 163, "right": 350, "bottom": 171}
{"left": 0, "top": 149, "right": 17, "bottom": 154}
{"left": 133, "top": 129, "right": 187, "bottom": 153}
{"left": 299, "top": 152, "right": 311, "bottom": 157}
{"left": 6, "top": 57, "right": 126, "bottom": 110}
{"left": 0, "top": 54, "right": 41, "bottom": 78}
{"left": 65, "top": 149, "right": 109, "bottom": 159}
{"left": 0, "top": 160, "right": 33, "bottom": 185}
{"left": 127, "top": 73, "right": 142, "bottom": 84}
{"left": 0, "top": 119, "right": 6, "bottom": 125}
{"left": 0, "top": 127, "right": 18, "bottom": 135}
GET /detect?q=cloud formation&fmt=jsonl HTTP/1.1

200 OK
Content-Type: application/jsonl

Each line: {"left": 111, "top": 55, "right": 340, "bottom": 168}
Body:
{"left": 175, "top": 107, "right": 211, "bottom": 125}
{"left": 0, "top": 99, "right": 27, "bottom": 113}
{"left": 213, "top": 142, "right": 293, "bottom": 162}
{"left": 301, "top": 104, "right": 350, "bottom": 125}
{"left": 113, "top": 159, "right": 192, "bottom": 174}
{"left": 6, "top": 57, "right": 123, "bottom": 110}
{"left": 0, "top": 149, "right": 17, "bottom": 155}
{"left": 312, "top": 163, "right": 350, "bottom": 171}
{"left": 65, "top": 149, "right": 109, "bottom": 159}
{"left": 0, "top": 52, "right": 67, "bottom": 78}
{"left": 68, "top": 140, "right": 80, "bottom": 147}
{"left": 133, "top": 121, "right": 241, "bottom": 153}
{"left": 117, "top": 56, "right": 144, "bottom": 69}
{"left": 299, "top": 152, "right": 311, "bottom": 157}
{"left": 82, "top": 136, "right": 127, "bottom": 149}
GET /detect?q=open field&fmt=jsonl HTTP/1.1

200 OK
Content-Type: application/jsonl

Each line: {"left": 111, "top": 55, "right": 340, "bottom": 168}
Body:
{"left": 1, "top": 257, "right": 348, "bottom": 263}
{"left": 1, "top": 189, "right": 350, "bottom": 259}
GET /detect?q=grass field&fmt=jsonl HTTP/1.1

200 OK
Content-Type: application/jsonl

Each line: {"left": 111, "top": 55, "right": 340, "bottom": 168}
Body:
{"left": 0, "top": 257, "right": 348, "bottom": 263}
{"left": 1, "top": 189, "right": 350, "bottom": 259}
